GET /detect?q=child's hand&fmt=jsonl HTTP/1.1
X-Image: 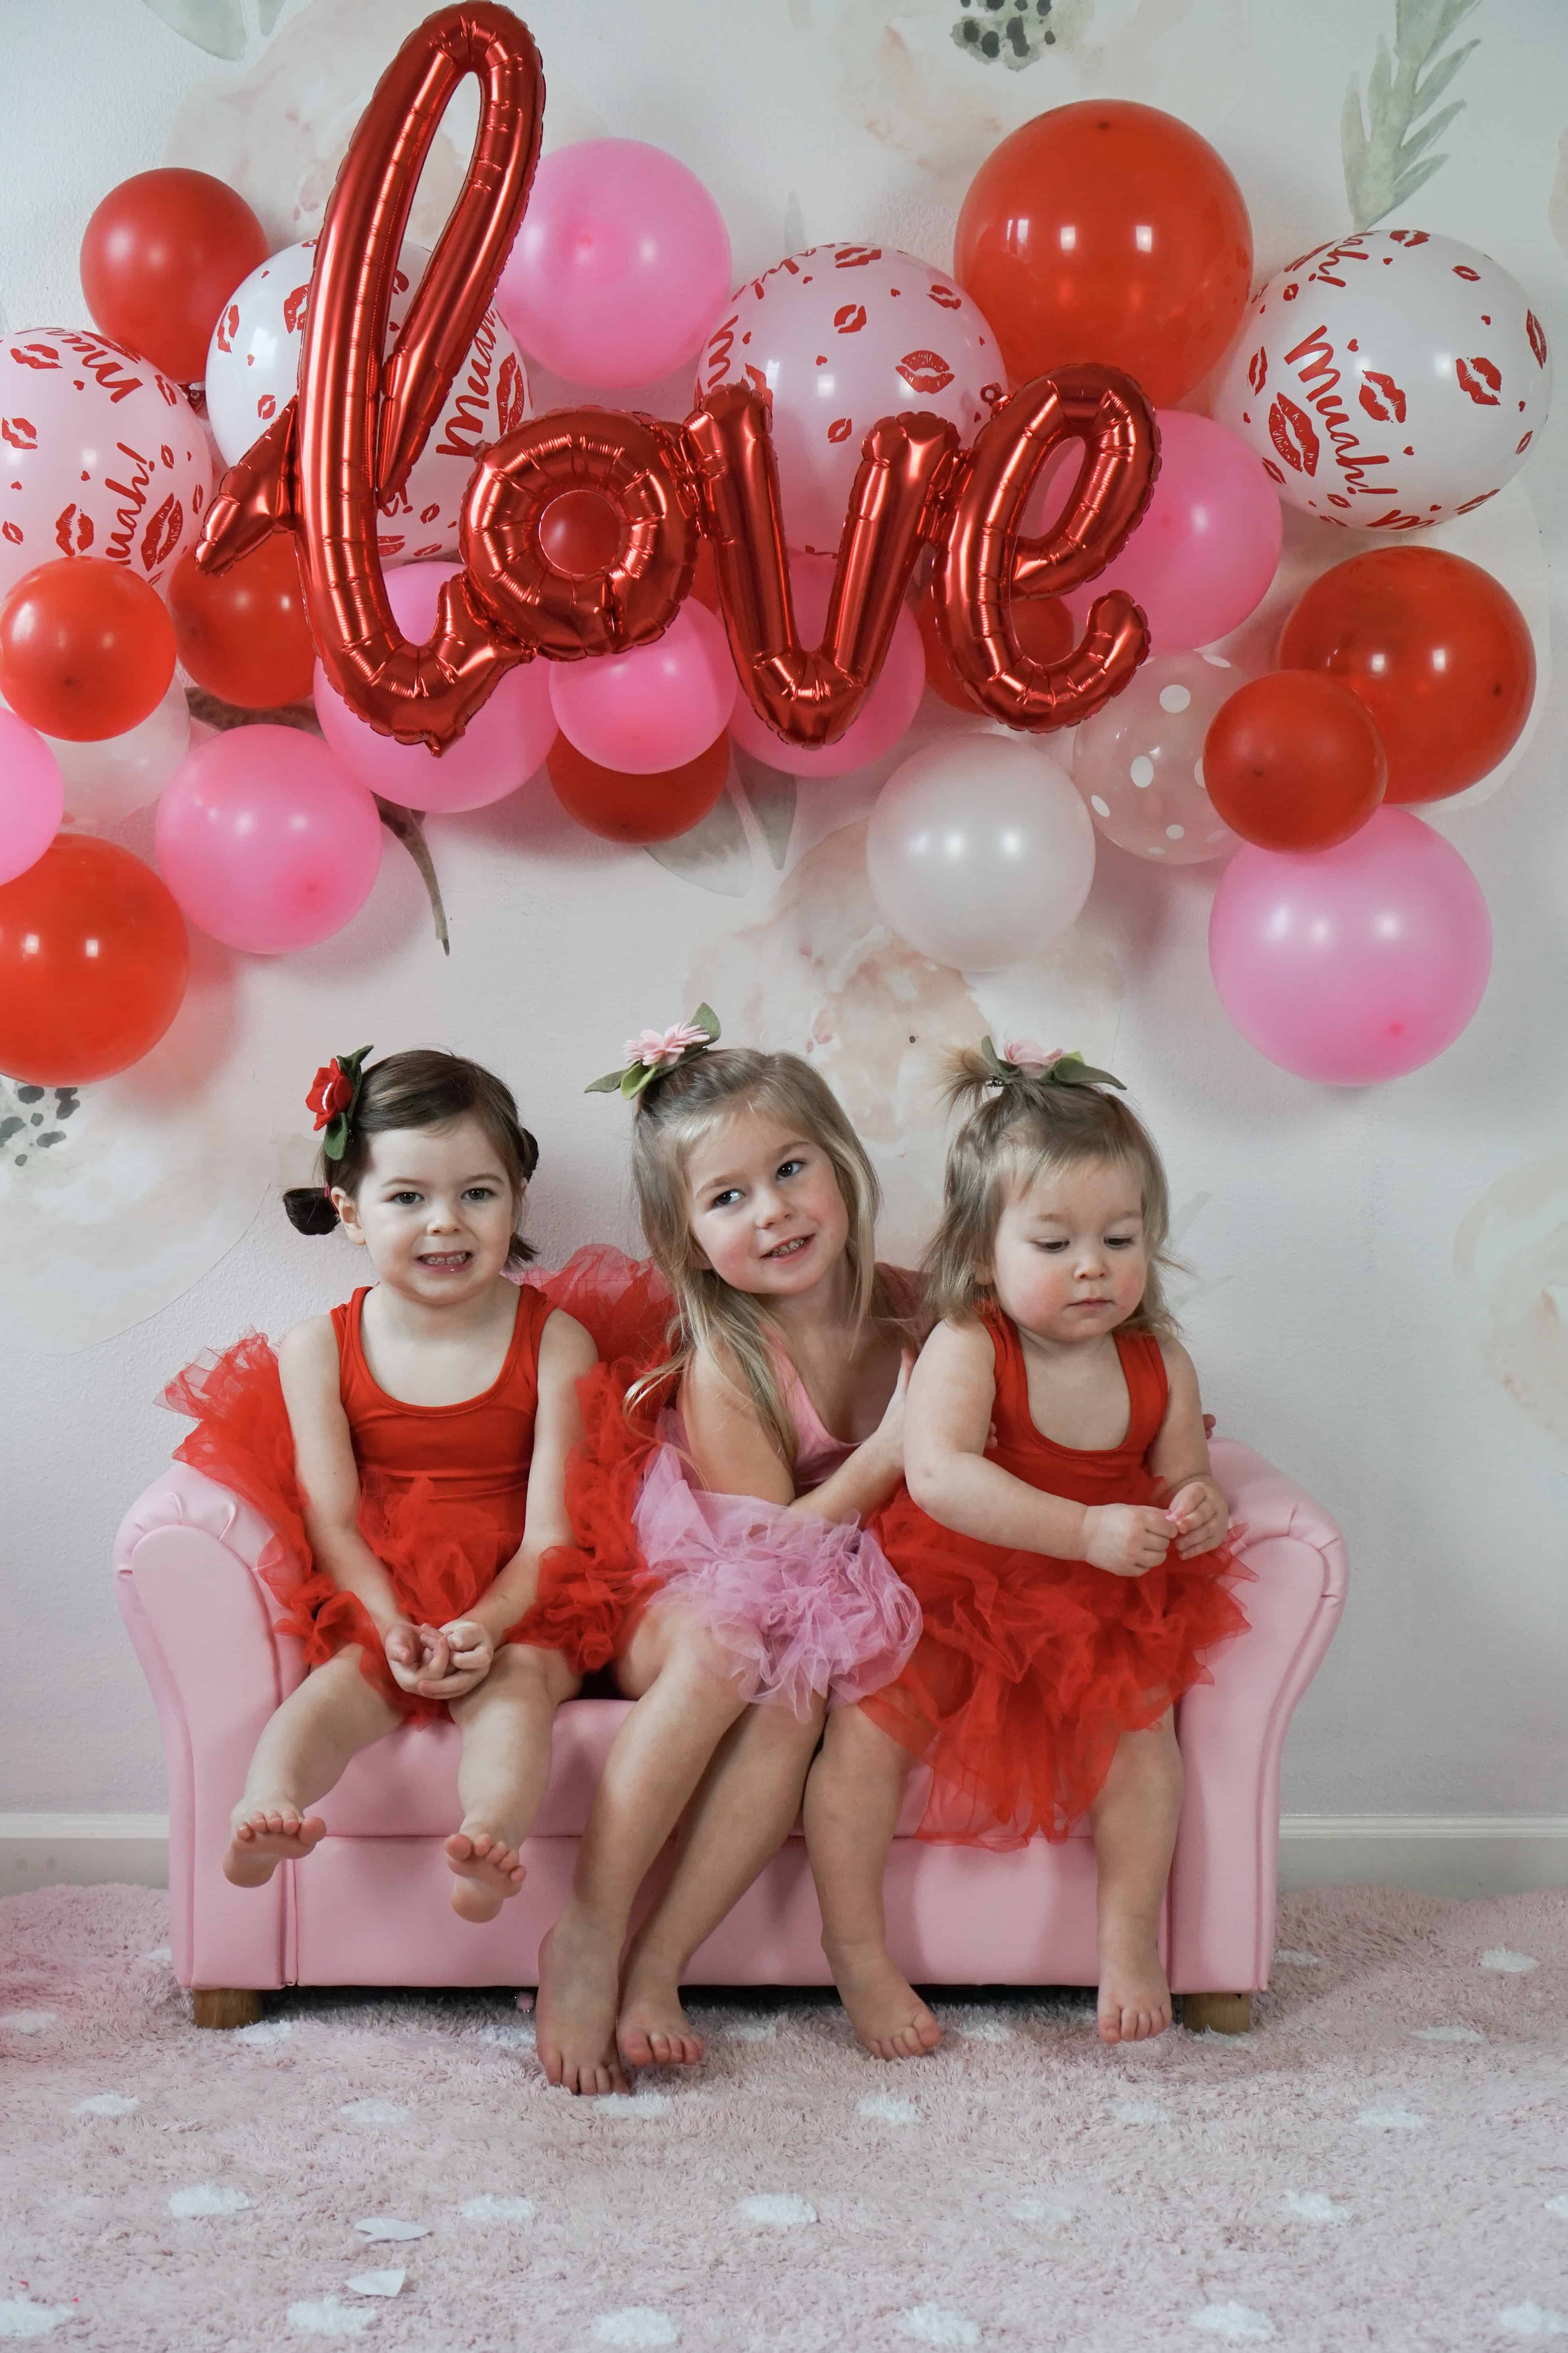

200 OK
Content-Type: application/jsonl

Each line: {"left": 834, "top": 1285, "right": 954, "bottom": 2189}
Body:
{"left": 397, "top": 1618, "right": 495, "bottom": 1703}
{"left": 384, "top": 1620, "right": 451, "bottom": 1695}
{"left": 1083, "top": 1503, "right": 1173, "bottom": 1577}
{"left": 1165, "top": 1477, "right": 1230, "bottom": 1559}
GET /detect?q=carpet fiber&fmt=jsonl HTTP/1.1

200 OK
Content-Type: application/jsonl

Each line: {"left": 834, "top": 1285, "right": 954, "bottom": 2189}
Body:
{"left": 0, "top": 1883, "right": 1564, "bottom": 2351}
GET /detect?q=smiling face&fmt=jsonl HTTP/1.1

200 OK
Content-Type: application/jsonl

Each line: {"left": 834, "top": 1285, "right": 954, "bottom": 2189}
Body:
{"left": 683, "top": 1107, "right": 851, "bottom": 1303}
{"left": 332, "top": 1115, "right": 522, "bottom": 1303}
{"left": 988, "top": 1153, "right": 1149, "bottom": 1347}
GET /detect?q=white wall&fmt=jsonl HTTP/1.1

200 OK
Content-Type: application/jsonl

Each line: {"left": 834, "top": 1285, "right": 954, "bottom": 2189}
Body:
{"left": 2, "top": 0, "right": 1566, "bottom": 1862}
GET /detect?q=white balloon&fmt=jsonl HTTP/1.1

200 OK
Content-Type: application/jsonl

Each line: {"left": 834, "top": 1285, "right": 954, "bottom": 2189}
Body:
{"left": 1212, "top": 230, "right": 1552, "bottom": 530}
{"left": 50, "top": 681, "right": 191, "bottom": 830}
{"left": 866, "top": 736, "right": 1095, "bottom": 974}
{"left": 204, "top": 240, "right": 530, "bottom": 563}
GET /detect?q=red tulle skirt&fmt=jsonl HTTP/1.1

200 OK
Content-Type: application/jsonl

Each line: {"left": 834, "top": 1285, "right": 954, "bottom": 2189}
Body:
{"left": 862, "top": 1488, "right": 1253, "bottom": 1848}
{"left": 163, "top": 1336, "right": 541, "bottom": 1724}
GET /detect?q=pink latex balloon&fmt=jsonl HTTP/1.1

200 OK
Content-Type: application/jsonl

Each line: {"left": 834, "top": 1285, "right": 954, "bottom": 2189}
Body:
{"left": 1208, "top": 807, "right": 1491, "bottom": 1083}
{"left": 496, "top": 139, "right": 732, "bottom": 390}
{"left": 0, "top": 709, "right": 63, "bottom": 882}
{"left": 550, "top": 600, "right": 736, "bottom": 776}
{"left": 1066, "top": 409, "right": 1282, "bottom": 653}
{"left": 727, "top": 557, "right": 925, "bottom": 777}
{"left": 156, "top": 725, "right": 383, "bottom": 954}
{"left": 314, "top": 562, "right": 556, "bottom": 811}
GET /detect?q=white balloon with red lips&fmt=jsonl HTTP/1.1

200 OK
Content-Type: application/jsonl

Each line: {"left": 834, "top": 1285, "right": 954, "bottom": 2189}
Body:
{"left": 1212, "top": 230, "right": 1552, "bottom": 531}
{"left": 204, "top": 239, "right": 531, "bottom": 566}
{"left": 696, "top": 245, "right": 1002, "bottom": 556}
{"left": 0, "top": 330, "right": 210, "bottom": 604}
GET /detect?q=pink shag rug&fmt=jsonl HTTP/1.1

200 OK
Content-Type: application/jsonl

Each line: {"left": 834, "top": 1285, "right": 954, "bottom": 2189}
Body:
{"left": 0, "top": 1882, "right": 1564, "bottom": 2352}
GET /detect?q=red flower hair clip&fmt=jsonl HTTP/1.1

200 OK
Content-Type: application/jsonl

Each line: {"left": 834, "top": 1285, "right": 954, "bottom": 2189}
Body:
{"left": 306, "top": 1045, "right": 372, "bottom": 1161}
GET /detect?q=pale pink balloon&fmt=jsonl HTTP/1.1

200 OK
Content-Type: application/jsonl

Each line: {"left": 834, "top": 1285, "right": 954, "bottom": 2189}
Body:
{"left": 497, "top": 141, "right": 732, "bottom": 390}
{"left": 156, "top": 725, "right": 383, "bottom": 954}
{"left": 696, "top": 247, "right": 1002, "bottom": 556}
{"left": 1072, "top": 649, "right": 1245, "bottom": 865}
{"left": 314, "top": 563, "right": 556, "bottom": 812}
{"left": 550, "top": 600, "right": 736, "bottom": 776}
{"left": 0, "top": 328, "right": 211, "bottom": 604}
{"left": 1208, "top": 807, "right": 1491, "bottom": 1084}
{"left": 1066, "top": 410, "right": 1282, "bottom": 653}
{"left": 726, "top": 557, "right": 925, "bottom": 778}
{"left": 0, "top": 710, "right": 63, "bottom": 883}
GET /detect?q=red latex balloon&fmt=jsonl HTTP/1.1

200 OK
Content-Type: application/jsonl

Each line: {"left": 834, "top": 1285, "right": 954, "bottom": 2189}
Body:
{"left": 549, "top": 730, "right": 730, "bottom": 843}
{"left": 168, "top": 536, "right": 315, "bottom": 710}
{"left": 0, "top": 557, "right": 176, "bottom": 741}
{"left": 954, "top": 101, "right": 1253, "bottom": 408}
{"left": 916, "top": 581, "right": 1074, "bottom": 712}
{"left": 1204, "top": 671, "right": 1387, "bottom": 851}
{"left": 0, "top": 833, "right": 188, "bottom": 1083}
{"left": 1278, "top": 548, "right": 1535, "bottom": 806}
{"left": 80, "top": 168, "right": 269, "bottom": 384}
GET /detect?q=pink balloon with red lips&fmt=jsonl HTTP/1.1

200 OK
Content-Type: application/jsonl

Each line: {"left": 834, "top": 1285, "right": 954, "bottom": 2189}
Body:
{"left": 696, "top": 245, "right": 1002, "bottom": 556}
{"left": 1212, "top": 230, "right": 1552, "bottom": 530}
{"left": 0, "top": 329, "right": 210, "bottom": 606}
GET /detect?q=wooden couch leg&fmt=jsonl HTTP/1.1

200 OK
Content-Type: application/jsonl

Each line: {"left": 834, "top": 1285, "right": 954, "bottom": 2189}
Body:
{"left": 192, "top": 1988, "right": 264, "bottom": 2030}
{"left": 1182, "top": 1991, "right": 1252, "bottom": 2035}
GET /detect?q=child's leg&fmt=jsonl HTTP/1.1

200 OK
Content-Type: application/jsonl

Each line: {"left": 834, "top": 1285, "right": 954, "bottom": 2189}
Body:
{"left": 225, "top": 1648, "right": 401, "bottom": 1886}
{"left": 445, "top": 1642, "right": 581, "bottom": 1925}
{"left": 535, "top": 1605, "right": 752, "bottom": 2096}
{"left": 617, "top": 1693, "right": 828, "bottom": 2067}
{"left": 802, "top": 1702, "right": 942, "bottom": 2062}
{"left": 1089, "top": 1708, "right": 1183, "bottom": 2045}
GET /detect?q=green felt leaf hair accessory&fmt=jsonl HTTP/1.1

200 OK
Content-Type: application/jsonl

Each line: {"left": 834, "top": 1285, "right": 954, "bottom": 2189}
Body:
{"left": 980, "top": 1038, "right": 1124, "bottom": 1092}
{"left": 306, "top": 1045, "right": 373, "bottom": 1162}
{"left": 586, "top": 1005, "right": 721, "bottom": 1102}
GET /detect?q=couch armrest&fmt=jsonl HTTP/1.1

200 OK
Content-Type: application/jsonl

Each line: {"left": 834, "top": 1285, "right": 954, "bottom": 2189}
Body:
{"left": 114, "top": 1466, "right": 306, "bottom": 1993}
{"left": 1168, "top": 1438, "right": 1348, "bottom": 1996}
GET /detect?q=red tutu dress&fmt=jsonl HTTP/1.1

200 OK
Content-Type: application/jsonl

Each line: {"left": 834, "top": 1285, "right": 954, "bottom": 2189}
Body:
{"left": 520, "top": 1257, "right": 921, "bottom": 1712}
{"left": 165, "top": 1282, "right": 566, "bottom": 1724}
{"left": 862, "top": 1307, "right": 1252, "bottom": 1846}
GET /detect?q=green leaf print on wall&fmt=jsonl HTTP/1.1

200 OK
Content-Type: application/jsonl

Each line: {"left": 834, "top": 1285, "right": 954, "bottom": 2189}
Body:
{"left": 1343, "top": 0, "right": 1481, "bottom": 231}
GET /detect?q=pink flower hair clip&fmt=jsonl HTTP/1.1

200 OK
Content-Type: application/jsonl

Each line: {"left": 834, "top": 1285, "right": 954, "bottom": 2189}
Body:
{"left": 979, "top": 1037, "right": 1124, "bottom": 1092}
{"left": 586, "top": 1004, "right": 721, "bottom": 1101}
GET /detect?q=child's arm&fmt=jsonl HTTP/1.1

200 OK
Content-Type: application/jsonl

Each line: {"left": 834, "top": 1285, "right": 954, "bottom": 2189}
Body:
{"left": 455, "top": 1307, "right": 597, "bottom": 1656}
{"left": 903, "top": 1320, "right": 1173, "bottom": 1577}
{"left": 277, "top": 1317, "right": 447, "bottom": 1691}
{"left": 1147, "top": 1339, "right": 1230, "bottom": 1559}
{"left": 682, "top": 1341, "right": 910, "bottom": 1525}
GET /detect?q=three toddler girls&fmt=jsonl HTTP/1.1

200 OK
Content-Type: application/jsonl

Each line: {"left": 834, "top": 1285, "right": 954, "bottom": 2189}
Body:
{"left": 166, "top": 1023, "right": 1246, "bottom": 2081}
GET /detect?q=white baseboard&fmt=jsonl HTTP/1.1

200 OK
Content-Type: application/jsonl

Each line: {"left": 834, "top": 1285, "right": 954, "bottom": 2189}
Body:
{"left": 2, "top": 1813, "right": 1565, "bottom": 1903}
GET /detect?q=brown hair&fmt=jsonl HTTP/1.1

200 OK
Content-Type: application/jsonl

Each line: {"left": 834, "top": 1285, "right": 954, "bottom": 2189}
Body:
{"left": 623, "top": 1046, "right": 912, "bottom": 1466}
{"left": 283, "top": 1049, "right": 540, "bottom": 1269}
{"left": 922, "top": 1047, "right": 1178, "bottom": 1336}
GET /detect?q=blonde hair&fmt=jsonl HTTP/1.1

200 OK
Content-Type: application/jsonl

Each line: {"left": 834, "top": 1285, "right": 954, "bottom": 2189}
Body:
{"left": 922, "top": 1048, "right": 1179, "bottom": 1336}
{"left": 625, "top": 1047, "right": 910, "bottom": 1466}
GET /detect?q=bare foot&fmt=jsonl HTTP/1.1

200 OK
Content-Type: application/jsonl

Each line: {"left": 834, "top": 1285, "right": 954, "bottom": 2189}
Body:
{"left": 1096, "top": 1919, "right": 1173, "bottom": 2044}
{"left": 535, "top": 1909, "right": 628, "bottom": 2096}
{"left": 826, "top": 1937, "right": 943, "bottom": 2062}
{"left": 445, "top": 1828, "right": 526, "bottom": 1924}
{"left": 223, "top": 1805, "right": 326, "bottom": 1888}
{"left": 617, "top": 1951, "right": 705, "bottom": 2069}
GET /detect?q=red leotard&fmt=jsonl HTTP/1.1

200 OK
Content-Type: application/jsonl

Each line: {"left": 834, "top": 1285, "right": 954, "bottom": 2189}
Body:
{"left": 862, "top": 1306, "right": 1251, "bottom": 1846}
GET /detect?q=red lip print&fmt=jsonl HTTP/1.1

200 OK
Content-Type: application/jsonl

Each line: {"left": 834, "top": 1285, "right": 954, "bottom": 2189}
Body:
{"left": 1454, "top": 486, "right": 1499, "bottom": 513}
{"left": 1247, "top": 346, "right": 1267, "bottom": 394}
{"left": 283, "top": 283, "right": 311, "bottom": 334}
{"left": 895, "top": 349, "right": 954, "bottom": 396}
{"left": 53, "top": 503, "right": 93, "bottom": 554}
{"left": 140, "top": 495, "right": 183, "bottom": 571}
{"left": 1269, "top": 394, "right": 1320, "bottom": 476}
{"left": 1451, "top": 264, "right": 1481, "bottom": 281}
{"left": 1516, "top": 431, "right": 1533, "bottom": 454}
{"left": 9, "top": 342, "right": 60, "bottom": 370}
{"left": 1388, "top": 229, "right": 1429, "bottom": 246}
{"left": 215, "top": 303, "right": 239, "bottom": 356}
{"left": 826, "top": 417, "right": 854, "bottom": 443}
{"left": 832, "top": 246, "right": 881, "bottom": 268}
{"left": 496, "top": 353, "right": 526, "bottom": 436}
{"left": 1455, "top": 355, "right": 1501, "bottom": 406}
{"left": 928, "top": 284, "right": 963, "bottom": 311}
{"left": 834, "top": 304, "right": 867, "bottom": 334}
{"left": 420, "top": 502, "right": 442, "bottom": 524}
{"left": 1358, "top": 369, "right": 1407, "bottom": 424}
{"left": 1, "top": 521, "right": 21, "bottom": 545}
{"left": 1526, "top": 311, "right": 1548, "bottom": 368}
{"left": 1, "top": 416, "right": 37, "bottom": 451}
{"left": 257, "top": 395, "right": 276, "bottom": 421}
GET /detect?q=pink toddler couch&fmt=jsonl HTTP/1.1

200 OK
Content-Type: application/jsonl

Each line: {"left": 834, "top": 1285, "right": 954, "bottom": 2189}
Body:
{"left": 113, "top": 1436, "right": 1345, "bottom": 2036}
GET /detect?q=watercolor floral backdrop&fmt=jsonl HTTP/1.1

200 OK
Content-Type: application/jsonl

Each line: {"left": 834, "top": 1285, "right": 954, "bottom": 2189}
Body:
{"left": 1, "top": 0, "right": 1565, "bottom": 1836}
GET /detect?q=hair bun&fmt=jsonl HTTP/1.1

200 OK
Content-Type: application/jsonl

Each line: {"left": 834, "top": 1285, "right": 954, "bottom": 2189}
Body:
{"left": 283, "top": 1186, "right": 340, "bottom": 1237}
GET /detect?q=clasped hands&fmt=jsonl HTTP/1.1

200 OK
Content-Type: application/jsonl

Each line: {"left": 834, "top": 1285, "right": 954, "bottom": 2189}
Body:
{"left": 1083, "top": 1476, "right": 1230, "bottom": 1577}
{"left": 383, "top": 1617, "right": 495, "bottom": 1700}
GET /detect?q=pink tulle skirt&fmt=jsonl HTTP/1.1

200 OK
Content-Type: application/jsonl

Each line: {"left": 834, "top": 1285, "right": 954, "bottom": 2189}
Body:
{"left": 631, "top": 1434, "right": 921, "bottom": 1718}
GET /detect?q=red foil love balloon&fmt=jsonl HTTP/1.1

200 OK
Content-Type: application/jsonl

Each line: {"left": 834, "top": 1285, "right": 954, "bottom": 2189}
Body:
{"left": 199, "top": 4, "right": 1158, "bottom": 755}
